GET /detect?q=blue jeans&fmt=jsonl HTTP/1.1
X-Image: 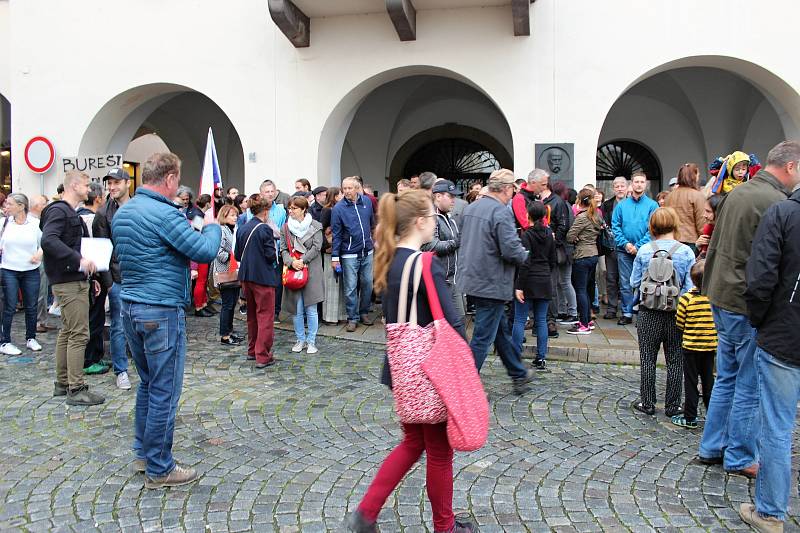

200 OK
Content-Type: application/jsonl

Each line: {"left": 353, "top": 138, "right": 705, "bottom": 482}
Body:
{"left": 293, "top": 292, "right": 319, "bottom": 345}
{"left": 571, "top": 256, "right": 598, "bottom": 326}
{"left": 469, "top": 299, "right": 527, "bottom": 379}
{"left": 108, "top": 283, "right": 128, "bottom": 374}
{"left": 341, "top": 253, "right": 373, "bottom": 322}
{"left": 2, "top": 268, "right": 40, "bottom": 344}
{"left": 616, "top": 251, "right": 635, "bottom": 317}
{"left": 511, "top": 298, "right": 549, "bottom": 360}
{"left": 755, "top": 347, "right": 800, "bottom": 520}
{"left": 698, "top": 306, "right": 760, "bottom": 470}
{"left": 122, "top": 301, "right": 186, "bottom": 478}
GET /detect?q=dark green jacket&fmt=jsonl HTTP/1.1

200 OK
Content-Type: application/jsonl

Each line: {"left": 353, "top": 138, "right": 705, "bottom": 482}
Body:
{"left": 703, "top": 170, "right": 791, "bottom": 314}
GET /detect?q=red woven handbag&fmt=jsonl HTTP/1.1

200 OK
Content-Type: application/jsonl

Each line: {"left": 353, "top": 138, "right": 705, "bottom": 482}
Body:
{"left": 419, "top": 252, "right": 489, "bottom": 451}
{"left": 385, "top": 252, "right": 448, "bottom": 424}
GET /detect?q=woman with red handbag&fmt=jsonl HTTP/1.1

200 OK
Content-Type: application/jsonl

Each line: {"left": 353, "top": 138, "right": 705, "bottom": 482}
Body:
{"left": 280, "top": 196, "right": 324, "bottom": 354}
{"left": 345, "top": 190, "right": 473, "bottom": 533}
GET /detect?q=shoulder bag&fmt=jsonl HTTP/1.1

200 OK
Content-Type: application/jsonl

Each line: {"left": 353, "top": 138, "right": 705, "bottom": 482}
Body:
{"left": 214, "top": 222, "right": 263, "bottom": 289}
{"left": 282, "top": 225, "right": 309, "bottom": 290}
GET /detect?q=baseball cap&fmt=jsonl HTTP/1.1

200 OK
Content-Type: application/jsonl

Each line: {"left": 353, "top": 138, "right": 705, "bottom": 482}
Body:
{"left": 488, "top": 168, "right": 516, "bottom": 186}
{"left": 431, "top": 179, "right": 463, "bottom": 196}
{"left": 311, "top": 186, "right": 328, "bottom": 196}
{"left": 102, "top": 167, "right": 130, "bottom": 181}
{"left": 668, "top": 177, "right": 678, "bottom": 187}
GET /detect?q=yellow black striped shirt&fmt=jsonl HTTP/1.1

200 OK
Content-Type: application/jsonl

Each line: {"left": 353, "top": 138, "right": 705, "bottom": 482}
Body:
{"left": 676, "top": 289, "right": 718, "bottom": 351}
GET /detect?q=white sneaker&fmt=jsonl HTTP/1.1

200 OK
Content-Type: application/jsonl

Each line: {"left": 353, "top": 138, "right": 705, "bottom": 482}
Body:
{"left": 291, "top": 341, "right": 306, "bottom": 353}
{"left": 0, "top": 343, "right": 22, "bottom": 355}
{"left": 116, "top": 371, "right": 131, "bottom": 390}
{"left": 306, "top": 344, "right": 318, "bottom": 354}
{"left": 26, "top": 338, "right": 42, "bottom": 352}
{"left": 48, "top": 304, "right": 61, "bottom": 317}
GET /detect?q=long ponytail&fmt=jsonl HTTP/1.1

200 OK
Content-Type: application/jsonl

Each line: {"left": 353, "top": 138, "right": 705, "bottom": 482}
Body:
{"left": 373, "top": 190, "right": 434, "bottom": 294}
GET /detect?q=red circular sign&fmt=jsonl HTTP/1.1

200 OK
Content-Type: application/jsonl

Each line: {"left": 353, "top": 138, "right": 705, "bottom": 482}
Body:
{"left": 24, "top": 136, "right": 55, "bottom": 173}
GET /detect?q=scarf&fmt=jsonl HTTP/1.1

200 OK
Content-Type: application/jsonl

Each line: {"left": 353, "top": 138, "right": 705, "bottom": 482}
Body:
{"left": 288, "top": 213, "right": 313, "bottom": 238}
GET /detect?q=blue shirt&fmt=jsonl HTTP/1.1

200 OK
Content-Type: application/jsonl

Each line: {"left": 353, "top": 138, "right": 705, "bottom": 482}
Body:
{"left": 630, "top": 239, "right": 695, "bottom": 296}
{"left": 611, "top": 194, "right": 658, "bottom": 251}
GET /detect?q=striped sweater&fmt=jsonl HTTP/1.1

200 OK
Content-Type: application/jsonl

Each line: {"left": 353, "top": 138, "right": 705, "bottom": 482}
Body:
{"left": 676, "top": 289, "right": 718, "bottom": 351}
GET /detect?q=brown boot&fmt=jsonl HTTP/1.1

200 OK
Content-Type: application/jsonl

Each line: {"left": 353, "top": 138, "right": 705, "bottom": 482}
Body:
{"left": 144, "top": 465, "right": 197, "bottom": 489}
{"left": 739, "top": 503, "right": 784, "bottom": 533}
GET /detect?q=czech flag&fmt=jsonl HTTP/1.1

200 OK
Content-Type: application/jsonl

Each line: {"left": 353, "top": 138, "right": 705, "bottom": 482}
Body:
{"left": 199, "top": 127, "right": 223, "bottom": 221}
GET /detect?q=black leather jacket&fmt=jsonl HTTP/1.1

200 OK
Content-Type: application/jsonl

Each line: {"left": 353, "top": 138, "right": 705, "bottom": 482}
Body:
{"left": 422, "top": 209, "right": 460, "bottom": 282}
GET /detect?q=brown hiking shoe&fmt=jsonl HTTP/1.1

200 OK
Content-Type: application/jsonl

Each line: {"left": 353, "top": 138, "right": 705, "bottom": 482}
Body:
{"left": 66, "top": 385, "right": 105, "bottom": 406}
{"left": 134, "top": 459, "right": 146, "bottom": 473}
{"left": 144, "top": 465, "right": 198, "bottom": 489}
{"left": 53, "top": 382, "right": 68, "bottom": 397}
{"left": 739, "top": 503, "right": 784, "bottom": 533}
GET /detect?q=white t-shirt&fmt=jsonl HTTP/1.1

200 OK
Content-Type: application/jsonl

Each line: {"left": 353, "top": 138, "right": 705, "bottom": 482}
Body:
{"left": 0, "top": 216, "right": 42, "bottom": 272}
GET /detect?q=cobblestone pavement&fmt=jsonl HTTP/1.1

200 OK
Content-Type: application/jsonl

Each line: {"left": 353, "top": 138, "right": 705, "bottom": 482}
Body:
{"left": 1, "top": 314, "right": 798, "bottom": 532}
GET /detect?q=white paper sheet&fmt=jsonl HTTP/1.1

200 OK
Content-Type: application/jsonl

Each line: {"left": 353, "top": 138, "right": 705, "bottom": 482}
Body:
{"left": 79, "top": 238, "right": 113, "bottom": 272}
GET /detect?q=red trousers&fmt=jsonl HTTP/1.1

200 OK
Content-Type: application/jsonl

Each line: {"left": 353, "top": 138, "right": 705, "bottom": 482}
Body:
{"left": 193, "top": 263, "right": 209, "bottom": 309}
{"left": 359, "top": 422, "right": 454, "bottom": 531}
{"left": 241, "top": 281, "right": 275, "bottom": 364}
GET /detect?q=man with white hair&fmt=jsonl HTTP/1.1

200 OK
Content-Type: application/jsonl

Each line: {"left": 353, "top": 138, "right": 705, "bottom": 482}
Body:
{"left": 331, "top": 176, "right": 376, "bottom": 332}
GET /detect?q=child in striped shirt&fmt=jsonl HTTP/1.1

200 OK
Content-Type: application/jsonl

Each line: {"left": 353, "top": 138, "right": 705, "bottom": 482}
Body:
{"left": 673, "top": 259, "right": 717, "bottom": 429}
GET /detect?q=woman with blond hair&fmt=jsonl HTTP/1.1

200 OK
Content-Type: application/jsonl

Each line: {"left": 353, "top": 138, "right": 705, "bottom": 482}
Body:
{"left": 630, "top": 207, "right": 695, "bottom": 417}
{"left": 345, "top": 190, "right": 472, "bottom": 533}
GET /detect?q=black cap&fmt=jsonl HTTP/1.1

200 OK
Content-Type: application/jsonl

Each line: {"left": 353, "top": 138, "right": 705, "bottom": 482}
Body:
{"left": 102, "top": 167, "right": 130, "bottom": 181}
{"left": 311, "top": 186, "right": 328, "bottom": 196}
{"left": 431, "top": 179, "right": 463, "bottom": 196}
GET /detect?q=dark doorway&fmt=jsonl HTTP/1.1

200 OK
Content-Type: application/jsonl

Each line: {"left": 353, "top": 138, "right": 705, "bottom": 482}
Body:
{"left": 403, "top": 138, "right": 506, "bottom": 192}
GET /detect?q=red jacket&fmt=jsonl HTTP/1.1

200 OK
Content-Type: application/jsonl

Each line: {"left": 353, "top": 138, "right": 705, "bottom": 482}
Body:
{"left": 512, "top": 183, "right": 535, "bottom": 229}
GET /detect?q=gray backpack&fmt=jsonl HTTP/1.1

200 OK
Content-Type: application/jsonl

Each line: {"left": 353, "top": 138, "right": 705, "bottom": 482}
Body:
{"left": 639, "top": 242, "right": 682, "bottom": 312}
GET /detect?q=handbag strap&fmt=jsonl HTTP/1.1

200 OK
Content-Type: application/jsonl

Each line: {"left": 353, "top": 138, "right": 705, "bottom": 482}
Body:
{"left": 420, "top": 252, "right": 445, "bottom": 321}
{"left": 284, "top": 224, "right": 295, "bottom": 254}
{"left": 397, "top": 251, "right": 422, "bottom": 324}
{"left": 241, "top": 222, "right": 266, "bottom": 262}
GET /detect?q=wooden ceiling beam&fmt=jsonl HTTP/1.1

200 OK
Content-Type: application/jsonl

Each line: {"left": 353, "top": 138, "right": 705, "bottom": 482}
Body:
{"left": 268, "top": 0, "right": 310, "bottom": 48}
{"left": 386, "top": 0, "right": 417, "bottom": 42}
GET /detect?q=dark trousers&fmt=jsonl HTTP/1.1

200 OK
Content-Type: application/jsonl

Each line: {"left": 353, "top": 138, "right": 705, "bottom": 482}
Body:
{"left": 218, "top": 287, "right": 238, "bottom": 337}
{"left": 1, "top": 268, "right": 40, "bottom": 344}
{"left": 571, "top": 256, "right": 598, "bottom": 326}
{"left": 84, "top": 283, "right": 107, "bottom": 367}
{"left": 605, "top": 250, "right": 621, "bottom": 315}
{"left": 636, "top": 308, "right": 683, "bottom": 411}
{"left": 242, "top": 281, "right": 275, "bottom": 364}
{"left": 683, "top": 347, "right": 715, "bottom": 421}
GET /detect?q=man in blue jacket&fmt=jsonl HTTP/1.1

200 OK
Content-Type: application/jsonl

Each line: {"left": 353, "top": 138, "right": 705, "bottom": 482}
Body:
{"left": 112, "top": 152, "right": 221, "bottom": 490}
{"left": 331, "top": 176, "right": 376, "bottom": 332}
{"left": 611, "top": 171, "right": 657, "bottom": 325}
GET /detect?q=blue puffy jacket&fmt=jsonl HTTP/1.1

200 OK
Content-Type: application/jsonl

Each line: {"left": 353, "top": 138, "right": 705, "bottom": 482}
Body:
{"left": 331, "top": 194, "right": 375, "bottom": 261}
{"left": 112, "top": 187, "right": 221, "bottom": 308}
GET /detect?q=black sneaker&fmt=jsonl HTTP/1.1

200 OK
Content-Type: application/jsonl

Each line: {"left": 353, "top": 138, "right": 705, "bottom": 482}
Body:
{"left": 533, "top": 358, "right": 548, "bottom": 371}
{"left": 239, "top": 304, "right": 247, "bottom": 315}
{"left": 344, "top": 510, "right": 377, "bottom": 533}
{"left": 547, "top": 325, "right": 559, "bottom": 338}
{"left": 558, "top": 315, "right": 579, "bottom": 325}
{"left": 617, "top": 316, "right": 633, "bottom": 326}
{"left": 220, "top": 337, "right": 241, "bottom": 346}
{"left": 230, "top": 333, "right": 245, "bottom": 343}
{"left": 512, "top": 369, "right": 534, "bottom": 395}
{"left": 631, "top": 400, "right": 655, "bottom": 416}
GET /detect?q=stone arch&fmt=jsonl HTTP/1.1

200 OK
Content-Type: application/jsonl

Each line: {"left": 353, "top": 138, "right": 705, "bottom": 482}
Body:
{"left": 317, "top": 65, "right": 512, "bottom": 187}
{"left": 596, "top": 55, "right": 800, "bottom": 191}
{"left": 79, "top": 83, "right": 245, "bottom": 192}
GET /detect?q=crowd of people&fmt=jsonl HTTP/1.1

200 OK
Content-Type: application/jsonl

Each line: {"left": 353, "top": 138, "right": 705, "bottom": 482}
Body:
{"left": 3, "top": 137, "right": 798, "bottom": 531}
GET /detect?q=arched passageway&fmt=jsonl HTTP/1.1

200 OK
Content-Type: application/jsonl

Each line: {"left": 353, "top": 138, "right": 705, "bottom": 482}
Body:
{"left": 80, "top": 84, "right": 244, "bottom": 193}
{"left": 596, "top": 57, "right": 800, "bottom": 197}
{"left": 318, "top": 67, "right": 513, "bottom": 193}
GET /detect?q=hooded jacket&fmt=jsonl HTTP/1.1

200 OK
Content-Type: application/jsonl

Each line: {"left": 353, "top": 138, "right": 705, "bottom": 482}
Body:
{"left": 703, "top": 170, "right": 791, "bottom": 315}
{"left": 515, "top": 224, "right": 557, "bottom": 300}
{"left": 421, "top": 208, "right": 460, "bottom": 281}
{"left": 745, "top": 189, "right": 800, "bottom": 366}
{"left": 512, "top": 183, "right": 537, "bottom": 230}
{"left": 331, "top": 193, "right": 375, "bottom": 261}
{"left": 112, "top": 188, "right": 221, "bottom": 308}
{"left": 456, "top": 195, "right": 528, "bottom": 301}
{"left": 39, "top": 200, "right": 88, "bottom": 285}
